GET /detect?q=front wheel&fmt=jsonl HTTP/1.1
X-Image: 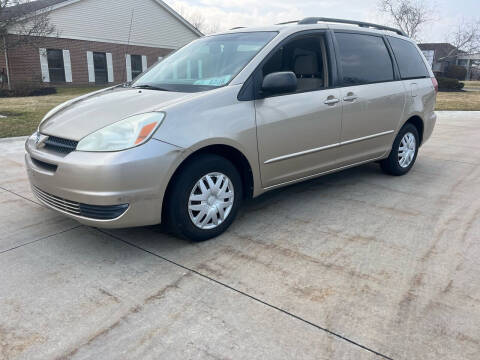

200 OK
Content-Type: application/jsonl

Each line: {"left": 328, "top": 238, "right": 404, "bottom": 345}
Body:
{"left": 380, "top": 123, "right": 419, "bottom": 176}
{"left": 165, "top": 154, "right": 243, "bottom": 242}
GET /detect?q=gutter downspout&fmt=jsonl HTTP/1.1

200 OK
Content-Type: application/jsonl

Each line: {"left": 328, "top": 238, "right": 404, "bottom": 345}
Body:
{"left": 2, "top": 35, "right": 11, "bottom": 90}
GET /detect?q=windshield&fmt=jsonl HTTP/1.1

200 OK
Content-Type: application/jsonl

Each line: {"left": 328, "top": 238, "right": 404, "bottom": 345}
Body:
{"left": 132, "top": 32, "right": 277, "bottom": 92}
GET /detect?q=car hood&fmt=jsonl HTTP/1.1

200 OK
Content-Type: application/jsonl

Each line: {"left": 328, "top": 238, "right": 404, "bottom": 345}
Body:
{"left": 39, "top": 87, "right": 200, "bottom": 141}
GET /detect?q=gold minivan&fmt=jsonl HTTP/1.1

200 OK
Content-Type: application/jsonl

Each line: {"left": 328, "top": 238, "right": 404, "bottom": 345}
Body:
{"left": 25, "top": 18, "right": 437, "bottom": 241}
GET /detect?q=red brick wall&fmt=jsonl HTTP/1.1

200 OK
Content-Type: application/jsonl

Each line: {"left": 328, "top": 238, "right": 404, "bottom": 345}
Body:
{"left": 4, "top": 35, "right": 173, "bottom": 88}
{"left": 0, "top": 52, "right": 6, "bottom": 70}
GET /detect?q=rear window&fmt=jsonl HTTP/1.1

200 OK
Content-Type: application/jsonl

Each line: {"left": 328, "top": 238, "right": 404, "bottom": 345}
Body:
{"left": 335, "top": 32, "right": 394, "bottom": 86}
{"left": 388, "top": 37, "right": 429, "bottom": 79}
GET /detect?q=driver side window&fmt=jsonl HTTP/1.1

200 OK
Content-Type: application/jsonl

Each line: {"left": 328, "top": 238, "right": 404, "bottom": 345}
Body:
{"left": 262, "top": 34, "right": 328, "bottom": 94}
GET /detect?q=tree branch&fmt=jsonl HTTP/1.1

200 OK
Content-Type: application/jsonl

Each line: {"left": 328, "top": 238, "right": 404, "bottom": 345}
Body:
{"left": 378, "top": 0, "right": 433, "bottom": 40}
{"left": 1, "top": 0, "right": 56, "bottom": 51}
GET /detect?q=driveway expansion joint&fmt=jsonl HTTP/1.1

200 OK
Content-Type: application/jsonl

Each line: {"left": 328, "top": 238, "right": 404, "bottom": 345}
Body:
{"left": 97, "top": 228, "right": 395, "bottom": 360}
{"left": 0, "top": 225, "right": 83, "bottom": 255}
{"left": 0, "top": 185, "right": 42, "bottom": 206}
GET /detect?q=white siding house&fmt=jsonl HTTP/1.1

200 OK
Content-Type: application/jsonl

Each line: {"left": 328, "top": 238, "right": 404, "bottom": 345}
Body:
{"left": 4, "top": 0, "right": 202, "bottom": 88}
{"left": 43, "top": 0, "right": 201, "bottom": 49}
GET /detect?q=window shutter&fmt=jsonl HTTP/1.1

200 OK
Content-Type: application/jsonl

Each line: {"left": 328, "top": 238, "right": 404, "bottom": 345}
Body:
{"left": 125, "top": 54, "right": 132, "bottom": 82}
{"left": 141, "top": 55, "right": 147, "bottom": 72}
{"left": 86, "top": 51, "right": 95, "bottom": 82}
{"left": 63, "top": 50, "right": 72, "bottom": 82}
{"left": 39, "top": 48, "right": 50, "bottom": 83}
{"left": 106, "top": 52, "right": 114, "bottom": 83}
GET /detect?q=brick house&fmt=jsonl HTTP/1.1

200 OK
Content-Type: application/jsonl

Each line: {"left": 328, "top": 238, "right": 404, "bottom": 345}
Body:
{"left": 418, "top": 43, "right": 460, "bottom": 76}
{"left": 1, "top": 0, "right": 202, "bottom": 89}
{"left": 418, "top": 43, "right": 480, "bottom": 80}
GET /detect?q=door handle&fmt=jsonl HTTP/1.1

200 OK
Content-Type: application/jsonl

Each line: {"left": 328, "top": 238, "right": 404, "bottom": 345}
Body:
{"left": 343, "top": 94, "right": 358, "bottom": 102}
{"left": 324, "top": 97, "right": 340, "bottom": 105}
{"left": 410, "top": 83, "right": 418, "bottom": 97}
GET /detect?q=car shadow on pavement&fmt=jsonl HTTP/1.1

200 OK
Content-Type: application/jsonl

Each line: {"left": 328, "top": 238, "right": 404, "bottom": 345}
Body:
{"left": 98, "top": 161, "right": 386, "bottom": 254}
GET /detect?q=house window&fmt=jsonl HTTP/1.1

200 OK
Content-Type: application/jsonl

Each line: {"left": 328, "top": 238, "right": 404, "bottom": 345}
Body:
{"left": 131, "top": 55, "right": 143, "bottom": 79}
{"left": 47, "top": 49, "right": 65, "bottom": 82}
{"left": 93, "top": 52, "right": 108, "bottom": 84}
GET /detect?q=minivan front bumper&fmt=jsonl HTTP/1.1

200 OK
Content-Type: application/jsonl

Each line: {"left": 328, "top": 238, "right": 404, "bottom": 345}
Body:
{"left": 25, "top": 134, "right": 186, "bottom": 228}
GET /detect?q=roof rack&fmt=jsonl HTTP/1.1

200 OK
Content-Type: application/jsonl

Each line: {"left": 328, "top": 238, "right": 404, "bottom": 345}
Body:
{"left": 230, "top": 26, "right": 246, "bottom": 30}
{"left": 277, "top": 17, "right": 407, "bottom": 37}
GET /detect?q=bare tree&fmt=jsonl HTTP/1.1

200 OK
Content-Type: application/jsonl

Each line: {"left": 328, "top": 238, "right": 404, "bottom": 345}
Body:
{"left": 185, "top": 10, "right": 206, "bottom": 32}
{"left": 173, "top": 4, "right": 218, "bottom": 35}
{"left": 378, "top": 0, "right": 433, "bottom": 40}
{"left": 1, "top": 0, "right": 56, "bottom": 89}
{"left": 446, "top": 19, "right": 480, "bottom": 56}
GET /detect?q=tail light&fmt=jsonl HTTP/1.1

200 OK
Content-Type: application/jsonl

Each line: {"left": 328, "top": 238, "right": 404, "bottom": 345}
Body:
{"left": 431, "top": 77, "right": 438, "bottom": 93}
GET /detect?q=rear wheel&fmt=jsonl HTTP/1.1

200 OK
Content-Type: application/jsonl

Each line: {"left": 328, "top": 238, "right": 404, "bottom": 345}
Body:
{"left": 381, "top": 123, "right": 419, "bottom": 176}
{"left": 166, "top": 154, "right": 242, "bottom": 242}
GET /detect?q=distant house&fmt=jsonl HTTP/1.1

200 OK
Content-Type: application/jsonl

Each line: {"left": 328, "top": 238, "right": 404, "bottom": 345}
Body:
{"left": 418, "top": 43, "right": 460, "bottom": 75}
{"left": 456, "top": 53, "right": 480, "bottom": 81}
{"left": 419, "top": 42, "right": 480, "bottom": 80}
{"left": 1, "top": 0, "right": 202, "bottom": 88}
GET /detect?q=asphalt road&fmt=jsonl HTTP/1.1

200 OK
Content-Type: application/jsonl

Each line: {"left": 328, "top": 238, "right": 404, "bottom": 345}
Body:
{"left": 1, "top": 111, "right": 479, "bottom": 360}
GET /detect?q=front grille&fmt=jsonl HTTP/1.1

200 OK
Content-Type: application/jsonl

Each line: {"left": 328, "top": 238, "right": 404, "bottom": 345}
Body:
{"left": 44, "top": 136, "right": 78, "bottom": 154}
{"left": 32, "top": 186, "right": 129, "bottom": 220}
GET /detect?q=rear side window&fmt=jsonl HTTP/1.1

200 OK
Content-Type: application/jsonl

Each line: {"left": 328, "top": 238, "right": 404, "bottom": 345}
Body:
{"left": 335, "top": 33, "right": 394, "bottom": 86}
{"left": 388, "top": 37, "right": 429, "bottom": 79}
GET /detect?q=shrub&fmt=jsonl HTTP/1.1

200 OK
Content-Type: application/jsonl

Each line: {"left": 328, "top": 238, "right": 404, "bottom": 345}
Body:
{"left": 445, "top": 65, "right": 467, "bottom": 80}
{"left": 0, "top": 89, "right": 11, "bottom": 98}
{"left": 437, "top": 77, "right": 465, "bottom": 91}
{"left": 0, "top": 86, "right": 57, "bottom": 98}
{"left": 28, "top": 87, "right": 57, "bottom": 96}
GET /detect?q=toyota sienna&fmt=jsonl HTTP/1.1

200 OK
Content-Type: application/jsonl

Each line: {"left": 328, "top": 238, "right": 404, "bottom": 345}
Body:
{"left": 25, "top": 17, "right": 437, "bottom": 241}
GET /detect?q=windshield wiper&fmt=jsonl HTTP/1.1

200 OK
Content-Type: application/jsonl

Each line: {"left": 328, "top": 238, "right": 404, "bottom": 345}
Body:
{"left": 132, "top": 84, "right": 170, "bottom": 91}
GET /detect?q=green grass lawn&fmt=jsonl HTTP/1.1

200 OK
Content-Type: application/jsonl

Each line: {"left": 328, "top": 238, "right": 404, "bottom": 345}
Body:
{"left": 0, "top": 86, "right": 106, "bottom": 138}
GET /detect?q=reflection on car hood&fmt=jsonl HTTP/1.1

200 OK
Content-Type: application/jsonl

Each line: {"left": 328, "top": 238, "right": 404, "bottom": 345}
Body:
{"left": 39, "top": 87, "right": 200, "bottom": 141}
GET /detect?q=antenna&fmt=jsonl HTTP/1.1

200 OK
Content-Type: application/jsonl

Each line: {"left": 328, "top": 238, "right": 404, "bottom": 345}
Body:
{"left": 122, "top": 9, "right": 135, "bottom": 84}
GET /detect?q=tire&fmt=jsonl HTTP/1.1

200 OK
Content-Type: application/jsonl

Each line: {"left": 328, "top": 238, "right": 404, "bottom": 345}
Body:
{"left": 165, "top": 154, "right": 243, "bottom": 242}
{"left": 380, "top": 123, "right": 419, "bottom": 176}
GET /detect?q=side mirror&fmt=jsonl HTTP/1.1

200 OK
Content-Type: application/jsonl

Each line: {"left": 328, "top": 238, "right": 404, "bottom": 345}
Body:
{"left": 261, "top": 71, "right": 297, "bottom": 95}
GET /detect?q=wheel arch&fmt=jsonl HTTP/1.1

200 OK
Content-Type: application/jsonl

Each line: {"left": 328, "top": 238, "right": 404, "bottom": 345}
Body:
{"left": 403, "top": 115, "right": 425, "bottom": 145}
{"left": 162, "top": 143, "right": 255, "bottom": 221}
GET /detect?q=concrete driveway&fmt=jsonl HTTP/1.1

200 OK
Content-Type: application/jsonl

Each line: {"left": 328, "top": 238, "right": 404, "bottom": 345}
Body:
{"left": 1, "top": 111, "right": 479, "bottom": 360}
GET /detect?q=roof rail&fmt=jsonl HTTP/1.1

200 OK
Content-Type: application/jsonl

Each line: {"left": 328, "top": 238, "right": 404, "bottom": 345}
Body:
{"left": 230, "top": 26, "right": 246, "bottom": 30}
{"left": 276, "top": 20, "right": 299, "bottom": 25}
{"left": 278, "top": 17, "right": 407, "bottom": 37}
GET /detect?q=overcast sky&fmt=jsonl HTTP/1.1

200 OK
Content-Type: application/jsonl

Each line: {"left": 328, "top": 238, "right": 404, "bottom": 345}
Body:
{"left": 165, "top": 0, "right": 479, "bottom": 43}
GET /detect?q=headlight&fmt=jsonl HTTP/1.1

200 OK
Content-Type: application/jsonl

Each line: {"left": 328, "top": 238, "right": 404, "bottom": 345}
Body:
{"left": 76, "top": 112, "right": 165, "bottom": 152}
